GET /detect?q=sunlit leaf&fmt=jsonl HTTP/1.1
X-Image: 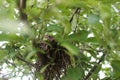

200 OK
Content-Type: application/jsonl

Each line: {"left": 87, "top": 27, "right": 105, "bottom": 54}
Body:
{"left": 40, "top": 64, "right": 49, "bottom": 73}
{"left": 0, "top": 50, "right": 8, "bottom": 61}
{"left": 64, "top": 21, "right": 71, "bottom": 34}
{"left": 61, "top": 42, "right": 79, "bottom": 55}
{"left": 47, "top": 24, "right": 63, "bottom": 33}
{"left": 26, "top": 7, "right": 41, "bottom": 20}
{"left": 36, "top": 72, "right": 44, "bottom": 80}
{"left": 99, "top": 4, "right": 112, "bottom": 26}
{"left": 67, "top": 30, "right": 89, "bottom": 42}
{"left": 0, "top": 33, "right": 21, "bottom": 41}
{"left": 88, "top": 14, "right": 99, "bottom": 25}
{"left": 26, "top": 50, "right": 36, "bottom": 60}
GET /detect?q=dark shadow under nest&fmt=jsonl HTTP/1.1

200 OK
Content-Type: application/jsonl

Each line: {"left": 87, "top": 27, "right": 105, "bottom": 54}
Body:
{"left": 33, "top": 36, "right": 71, "bottom": 80}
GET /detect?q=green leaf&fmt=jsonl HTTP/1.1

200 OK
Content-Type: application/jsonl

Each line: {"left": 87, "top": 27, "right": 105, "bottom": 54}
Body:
{"left": 86, "top": 37, "right": 99, "bottom": 44}
{"left": 111, "top": 60, "right": 120, "bottom": 78}
{"left": 91, "top": 73, "right": 99, "bottom": 80}
{"left": 61, "top": 42, "right": 79, "bottom": 55}
{"left": 68, "top": 30, "right": 89, "bottom": 42}
{"left": 26, "top": 7, "right": 41, "bottom": 20}
{"left": 101, "top": 77, "right": 112, "bottom": 80}
{"left": 111, "top": 60, "right": 120, "bottom": 73}
{"left": 47, "top": 24, "right": 63, "bottom": 33}
{"left": 94, "top": 64, "right": 102, "bottom": 74}
{"left": 88, "top": 14, "right": 99, "bottom": 25}
{"left": 26, "top": 50, "right": 36, "bottom": 60}
{"left": 0, "top": 50, "right": 8, "bottom": 61}
{"left": 61, "top": 67, "right": 83, "bottom": 80}
{"left": 64, "top": 21, "right": 71, "bottom": 34}
{"left": 86, "top": 50, "right": 96, "bottom": 58}
{"left": 99, "top": 4, "right": 111, "bottom": 26}
{"left": 56, "top": 0, "right": 88, "bottom": 8}
{"left": 0, "top": 33, "right": 21, "bottom": 41}
{"left": 36, "top": 72, "right": 44, "bottom": 80}
{"left": 40, "top": 64, "right": 49, "bottom": 73}
{"left": 80, "top": 53, "right": 91, "bottom": 62}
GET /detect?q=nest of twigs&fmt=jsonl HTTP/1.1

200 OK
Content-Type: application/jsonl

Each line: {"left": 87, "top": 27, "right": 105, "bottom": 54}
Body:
{"left": 33, "top": 36, "right": 71, "bottom": 80}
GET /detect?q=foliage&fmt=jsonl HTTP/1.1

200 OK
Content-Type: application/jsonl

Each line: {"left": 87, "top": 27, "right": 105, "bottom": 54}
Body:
{"left": 0, "top": 0, "right": 120, "bottom": 80}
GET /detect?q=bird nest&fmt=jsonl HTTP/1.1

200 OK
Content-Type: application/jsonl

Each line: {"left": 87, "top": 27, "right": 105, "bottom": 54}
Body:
{"left": 33, "top": 36, "right": 71, "bottom": 80}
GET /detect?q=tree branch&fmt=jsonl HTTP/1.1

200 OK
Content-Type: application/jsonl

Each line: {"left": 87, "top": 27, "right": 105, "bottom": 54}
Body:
{"left": 17, "top": 0, "right": 27, "bottom": 20}
{"left": 69, "top": 8, "right": 80, "bottom": 23}
{"left": 83, "top": 52, "right": 106, "bottom": 80}
{"left": 16, "top": 56, "right": 34, "bottom": 67}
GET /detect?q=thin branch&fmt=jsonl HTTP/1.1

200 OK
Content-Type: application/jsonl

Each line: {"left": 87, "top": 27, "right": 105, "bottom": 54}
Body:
{"left": 16, "top": 56, "right": 34, "bottom": 67}
{"left": 69, "top": 8, "right": 80, "bottom": 23}
{"left": 86, "top": 45, "right": 104, "bottom": 52}
{"left": 83, "top": 52, "right": 106, "bottom": 80}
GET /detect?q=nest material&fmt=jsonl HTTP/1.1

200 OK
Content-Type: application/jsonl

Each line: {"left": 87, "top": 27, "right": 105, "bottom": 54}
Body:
{"left": 34, "top": 36, "right": 71, "bottom": 80}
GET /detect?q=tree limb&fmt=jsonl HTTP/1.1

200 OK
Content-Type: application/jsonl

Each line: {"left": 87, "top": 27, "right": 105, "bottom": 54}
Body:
{"left": 17, "top": 0, "right": 27, "bottom": 20}
{"left": 83, "top": 52, "right": 106, "bottom": 80}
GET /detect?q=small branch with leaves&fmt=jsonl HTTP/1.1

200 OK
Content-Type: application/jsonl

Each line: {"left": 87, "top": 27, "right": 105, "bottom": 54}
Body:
{"left": 83, "top": 51, "right": 106, "bottom": 80}
{"left": 16, "top": 55, "right": 34, "bottom": 67}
